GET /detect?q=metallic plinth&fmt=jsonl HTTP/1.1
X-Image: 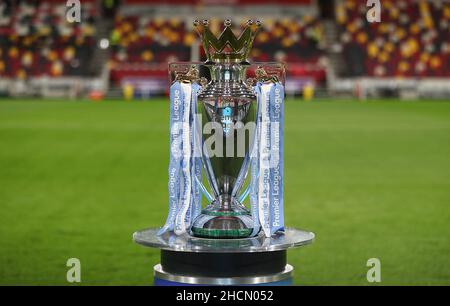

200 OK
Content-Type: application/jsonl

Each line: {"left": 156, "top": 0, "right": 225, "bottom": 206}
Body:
{"left": 133, "top": 227, "right": 315, "bottom": 253}
{"left": 154, "top": 263, "right": 293, "bottom": 286}
{"left": 133, "top": 228, "right": 314, "bottom": 285}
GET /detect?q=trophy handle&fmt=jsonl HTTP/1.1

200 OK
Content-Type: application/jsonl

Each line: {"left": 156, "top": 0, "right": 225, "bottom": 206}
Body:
{"left": 237, "top": 171, "right": 260, "bottom": 203}
{"left": 193, "top": 108, "right": 221, "bottom": 199}
{"left": 238, "top": 184, "right": 251, "bottom": 203}
{"left": 194, "top": 175, "right": 213, "bottom": 203}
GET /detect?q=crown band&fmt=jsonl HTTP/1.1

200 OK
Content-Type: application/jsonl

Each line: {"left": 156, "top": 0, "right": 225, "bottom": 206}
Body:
{"left": 194, "top": 19, "right": 261, "bottom": 64}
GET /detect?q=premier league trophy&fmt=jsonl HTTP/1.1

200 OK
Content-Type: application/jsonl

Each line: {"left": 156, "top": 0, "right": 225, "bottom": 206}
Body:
{"left": 133, "top": 19, "right": 315, "bottom": 286}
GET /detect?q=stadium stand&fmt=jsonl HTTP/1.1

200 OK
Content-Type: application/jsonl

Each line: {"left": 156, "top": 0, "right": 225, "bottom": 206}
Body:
{"left": 0, "top": 0, "right": 97, "bottom": 78}
{"left": 0, "top": 0, "right": 448, "bottom": 99}
{"left": 336, "top": 0, "right": 450, "bottom": 77}
{"left": 108, "top": 15, "right": 327, "bottom": 89}
{"left": 108, "top": 16, "right": 190, "bottom": 88}
{"left": 110, "top": 16, "right": 190, "bottom": 64}
{"left": 109, "top": 15, "right": 325, "bottom": 64}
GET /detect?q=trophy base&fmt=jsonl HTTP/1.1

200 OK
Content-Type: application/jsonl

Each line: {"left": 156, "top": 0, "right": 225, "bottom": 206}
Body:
{"left": 133, "top": 227, "right": 315, "bottom": 286}
{"left": 154, "top": 250, "right": 292, "bottom": 286}
{"left": 191, "top": 209, "right": 255, "bottom": 239}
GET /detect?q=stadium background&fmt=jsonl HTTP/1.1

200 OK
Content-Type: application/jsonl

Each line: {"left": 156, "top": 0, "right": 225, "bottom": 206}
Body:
{"left": 0, "top": 0, "right": 449, "bottom": 285}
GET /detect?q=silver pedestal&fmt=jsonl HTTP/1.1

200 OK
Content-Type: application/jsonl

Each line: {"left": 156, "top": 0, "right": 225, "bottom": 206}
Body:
{"left": 133, "top": 228, "right": 314, "bottom": 286}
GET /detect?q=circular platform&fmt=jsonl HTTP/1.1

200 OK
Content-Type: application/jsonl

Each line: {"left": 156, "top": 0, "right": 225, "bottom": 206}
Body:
{"left": 154, "top": 263, "right": 293, "bottom": 285}
{"left": 133, "top": 227, "right": 315, "bottom": 253}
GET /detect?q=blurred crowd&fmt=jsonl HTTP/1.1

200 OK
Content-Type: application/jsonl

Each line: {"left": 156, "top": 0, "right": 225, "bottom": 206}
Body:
{"left": 0, "top": 0, "right": 97, "bottom": 78}
{"left": 1, "top": 0, "right": 448, "bottom": 81}
{"left": 249, "top": 16, "right": 325, "bottom": 63}
{"left": 337, "top": 0, "right": 450, "bottom": 77}
{"left": 109, "top": 16, "right": 190, "bottom": 64}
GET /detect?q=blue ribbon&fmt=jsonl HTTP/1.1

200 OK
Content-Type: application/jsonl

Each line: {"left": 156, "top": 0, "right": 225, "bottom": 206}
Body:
{"left": 190, "top": 83, "right": 203, "bottom": 222}
{"left": 249, "top": 83, "right": 262, "bottom": 237}
{"left": 158, "top": 81, "right": 184, "bottom": 235}
{"left": 269, "top": 82, "right": 285, "bottom": 235}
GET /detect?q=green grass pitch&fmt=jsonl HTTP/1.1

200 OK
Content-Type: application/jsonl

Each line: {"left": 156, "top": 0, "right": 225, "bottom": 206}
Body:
{"left": 0, "top": 98, "right": 449, "bottom": 285}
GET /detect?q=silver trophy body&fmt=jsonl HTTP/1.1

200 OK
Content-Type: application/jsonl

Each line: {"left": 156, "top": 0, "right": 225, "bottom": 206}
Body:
{"left": 191, "top": 62, "right": 257, "bottom": 238}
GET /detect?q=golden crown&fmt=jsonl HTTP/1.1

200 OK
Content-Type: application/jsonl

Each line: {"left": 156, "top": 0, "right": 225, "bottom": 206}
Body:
{"left": 193, "top": 19, "right": 261, "bottom": 64}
